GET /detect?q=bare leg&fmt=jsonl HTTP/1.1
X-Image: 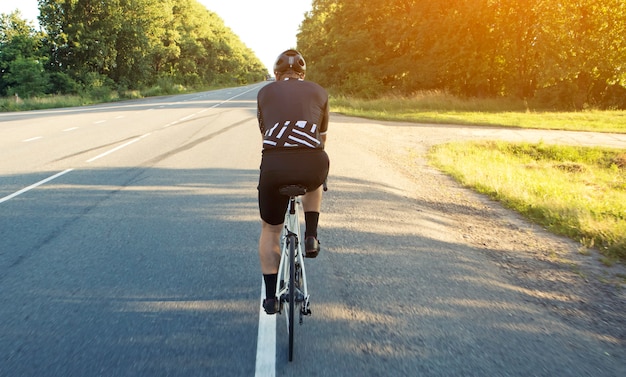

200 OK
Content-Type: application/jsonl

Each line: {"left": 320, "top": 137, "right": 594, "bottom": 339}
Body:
{"left": 259, "top": 220, "right": 283, "bottom": 274}
{"left": 260, "top": 184, "right": 323, "bottom": 275}
{"left": 302, "top": 185, "right": 323, "bottom": 212}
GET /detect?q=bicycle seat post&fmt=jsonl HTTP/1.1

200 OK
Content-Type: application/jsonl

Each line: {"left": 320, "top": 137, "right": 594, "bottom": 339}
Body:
{"left": 289, "top": 196, "right": 297, "bottom": 215}
{"left": 279, "top": 185, "right": 307, "bottom": 216}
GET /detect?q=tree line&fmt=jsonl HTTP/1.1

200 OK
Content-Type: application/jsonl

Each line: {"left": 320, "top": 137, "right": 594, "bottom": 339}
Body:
{"left": 297, "top": 0, "right": 626, "bottom": 109}
{"left": 0, "top": 0, "right": 267, "bottom": 99}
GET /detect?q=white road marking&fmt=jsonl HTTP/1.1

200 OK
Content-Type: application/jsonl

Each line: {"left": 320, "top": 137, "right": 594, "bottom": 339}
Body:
{"left": 0, "top": 169, "right": 74, "bottom": 204}
{"left": 86, "top": 133, "right": 151, "bottom": 163}
{"left": 255, "top": 280, "right": 276, "bottom": 377}
{"left": 94, "top": 120, "right": 106, "bottom": 125}
{"left": 210, "top": 86, "right": 259, "bottom": 109}
{"left": 161, "top": 86, "right": 258, "bottom": 129}
{"left": 63, "top": 127, "right": 79, "bottom": 132}
{"left": 22, "top": 136, "right": 43, "bottom": 142}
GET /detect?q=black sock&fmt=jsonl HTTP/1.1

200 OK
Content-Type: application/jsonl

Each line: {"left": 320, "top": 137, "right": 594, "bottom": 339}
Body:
{"left": 263, "top": 273, "right": 278, "bottom": 299}
{"left": 305, "top": 211, "right": 320, "bottom": 238}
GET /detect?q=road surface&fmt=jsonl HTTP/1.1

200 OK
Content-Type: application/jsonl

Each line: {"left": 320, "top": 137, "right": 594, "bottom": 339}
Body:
{"left": 1, "top": 84, "right": 624, "bottom": 376}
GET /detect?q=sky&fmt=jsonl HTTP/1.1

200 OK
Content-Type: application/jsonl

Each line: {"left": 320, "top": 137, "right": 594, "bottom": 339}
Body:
{"left": 0, "top": 0, "right": 313, "bottom": 72}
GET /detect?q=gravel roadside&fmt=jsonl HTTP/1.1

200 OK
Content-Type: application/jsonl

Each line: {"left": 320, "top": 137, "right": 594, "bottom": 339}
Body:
{"left": 332, "top": 114, "right": 626, "bottom": 351}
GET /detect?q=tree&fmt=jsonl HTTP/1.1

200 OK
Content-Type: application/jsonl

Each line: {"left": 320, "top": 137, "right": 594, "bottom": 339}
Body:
{"left": 537, "top": 0, "right": 626, "bottom": 108}
{"left": 39, "top": 0, "right": 125, "bottom": 90}
{"left": 37, "top": 0, "right": 267, "bottom": 91}
{"left": 0, "top": 11, "right": 49, "bottom": 96}
{"left": 297, "top": 0, "right": 626, "bottom": 108}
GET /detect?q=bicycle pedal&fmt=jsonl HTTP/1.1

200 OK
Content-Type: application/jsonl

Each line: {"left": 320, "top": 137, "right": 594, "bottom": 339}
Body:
{"left": 302, "top": 302, "right": 312, "bottom": 316}
{"left": 279, "top": 293, "right": 289, "bottom": 303}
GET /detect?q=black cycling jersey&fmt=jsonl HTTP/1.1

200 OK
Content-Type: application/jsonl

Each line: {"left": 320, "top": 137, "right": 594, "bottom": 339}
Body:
{"left": 257, "top": 78, "right": 329, "bottom": 151}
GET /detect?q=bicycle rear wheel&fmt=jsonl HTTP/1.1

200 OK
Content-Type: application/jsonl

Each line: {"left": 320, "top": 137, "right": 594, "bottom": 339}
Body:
{"left": 287, "top": 234, "right": 296, "bottom": 362}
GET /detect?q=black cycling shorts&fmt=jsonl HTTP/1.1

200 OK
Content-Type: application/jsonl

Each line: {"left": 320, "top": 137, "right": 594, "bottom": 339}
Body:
{"left": 258, "top": 149, "right": 329, "bottom": 225}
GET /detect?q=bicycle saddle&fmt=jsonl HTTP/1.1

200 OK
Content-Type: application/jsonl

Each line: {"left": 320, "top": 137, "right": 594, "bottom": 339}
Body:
{"left": 279, "top": 185, "right": 307, "bottom": 197}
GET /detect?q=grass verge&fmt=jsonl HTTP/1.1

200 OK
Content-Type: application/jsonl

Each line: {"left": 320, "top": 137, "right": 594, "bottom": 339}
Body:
{"left": 0, "top": 94, "right": 102, "bottom": 111}
{"left": 428, "top": 141, "right": 626, "bottom": 263}
{"left": 331, "top": 94, "right": 626, "bottom": 134}
{"left": 0, "top": 84, "right": 225, "bottom": 112}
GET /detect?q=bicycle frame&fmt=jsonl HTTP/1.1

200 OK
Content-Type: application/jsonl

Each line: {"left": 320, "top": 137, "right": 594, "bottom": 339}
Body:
{"left": 274, "top": 184, "right": 313, "bottom": 361}
{"left": 276, "top": 195, "right": 310, "bottom": 316}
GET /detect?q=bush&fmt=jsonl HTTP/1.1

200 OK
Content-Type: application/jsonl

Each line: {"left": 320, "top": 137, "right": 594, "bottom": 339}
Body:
{"left": 4, "top": 57, "right": 50, "bottom": 98}
{"left": 336, "top": 72, "right": 386, "bottom": 99}
{"left": 80, "top": 72, "right": 115, "bottom": 100}
{"left": 533, "top": 79, "right": 626, "bottom": 111}
{"left": 602, "top": 84, "right": 626, "bottom": 110}
{"left": 533, "top": 81, "right": 582, "bottom": 110}
{"left": 48, "top": 72, "right": 80, "bottom": 94}
{"left": 143, "top": 75, "right": 187, "bottom": 96}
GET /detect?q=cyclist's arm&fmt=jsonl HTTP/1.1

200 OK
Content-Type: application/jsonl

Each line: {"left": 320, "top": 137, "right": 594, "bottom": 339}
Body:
{"left": 257, "top": 105, "right": 266, "bottom": 137}
{"left": 319, "top": 98, "right": 329, "bottom": 144}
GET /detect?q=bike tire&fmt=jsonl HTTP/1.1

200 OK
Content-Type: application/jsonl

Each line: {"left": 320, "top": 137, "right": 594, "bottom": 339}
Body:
{"left": 288, "top": 234, "right": 296, "bottom": 362}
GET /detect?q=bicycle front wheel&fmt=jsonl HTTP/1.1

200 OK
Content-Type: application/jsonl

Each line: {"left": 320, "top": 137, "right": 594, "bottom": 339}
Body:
{"left": 287, "top": 234, "right": 296, "bottom": 362}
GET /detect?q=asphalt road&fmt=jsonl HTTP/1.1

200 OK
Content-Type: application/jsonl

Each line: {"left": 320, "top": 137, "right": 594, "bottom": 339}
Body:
{"left": 0, "top": 84, "right": 624, "bottom": 376}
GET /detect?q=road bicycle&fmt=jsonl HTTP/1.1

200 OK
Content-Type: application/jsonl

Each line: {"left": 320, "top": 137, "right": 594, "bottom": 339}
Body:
{"left": 275, "top": 184, "right": 311, "bottom": 362}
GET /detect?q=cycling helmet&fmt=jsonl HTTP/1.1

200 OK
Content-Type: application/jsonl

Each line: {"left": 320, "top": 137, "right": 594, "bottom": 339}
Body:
{"left": 273, "top": 49, "right": 306, "bottom": 74}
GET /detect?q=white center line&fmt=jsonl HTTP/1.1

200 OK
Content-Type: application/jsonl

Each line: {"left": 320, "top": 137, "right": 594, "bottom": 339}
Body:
{"left": 255, "top": 280, "right": 276, "bottom": 377}
{"left": 211, "top": 86, "right": 259, "bottom": 109}
{"left": 22, "top": 136, "right": 43, "bottom": 142}
{"left": 63, "top": 127, "right": 79, "bottom": 132}
{"left": 86, "top": 133, "right": 151, "bottom": 163}
{"left": 162, "top": 121, "right": 178, "bottom": 129}
{"left": 0, "top": 169, "right": 74, "bottom": 204}
{"left": 94, "top": 120, "right": 106, "bottom": 125}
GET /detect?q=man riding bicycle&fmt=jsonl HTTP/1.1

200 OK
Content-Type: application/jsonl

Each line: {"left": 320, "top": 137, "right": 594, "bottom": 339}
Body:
{"left": 257, "top": 49, "right": 330, "bottom": 315}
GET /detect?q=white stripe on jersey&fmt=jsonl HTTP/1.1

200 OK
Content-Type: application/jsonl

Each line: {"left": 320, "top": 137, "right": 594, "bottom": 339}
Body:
{"left": 276, "top": 126, "right": 288, "bottom": 139}
{"left": 287, "top": 135, "right": 316, "bottom": 148}
{"left": 266, "top": 123, "right": 280, "bottom": 136}
{"left": 262, "top": 119, "right": 323, "bottom": 149}
{"left": 292, "top": 129, "right": 320, "bottom": 145}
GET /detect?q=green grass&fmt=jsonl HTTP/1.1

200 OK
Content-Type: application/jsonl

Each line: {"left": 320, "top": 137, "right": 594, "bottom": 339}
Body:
{"left": 331, "top": 94, "right": 626, "bottom": 134}
{"left": 0, "top": 94, "right": 101, "bottom": 111}
{"left": 428, "top": 141, "right": 626, "bottom": 262}
{"left": 0, "top": 83, "right": 225, "bottom": 112}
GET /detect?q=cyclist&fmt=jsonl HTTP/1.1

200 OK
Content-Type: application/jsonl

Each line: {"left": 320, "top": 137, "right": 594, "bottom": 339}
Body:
{"left": 257, "top": 49, "right": 330, "bottom": 315}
